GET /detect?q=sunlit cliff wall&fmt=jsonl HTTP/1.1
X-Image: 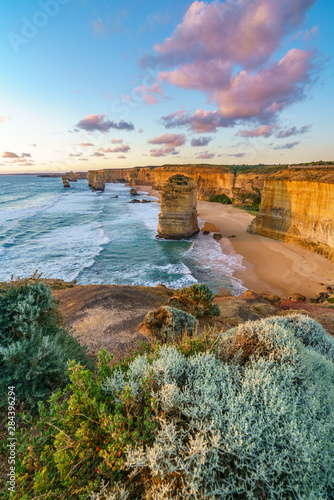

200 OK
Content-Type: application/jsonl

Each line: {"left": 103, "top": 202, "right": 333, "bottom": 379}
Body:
{"left": 248, "top": 170, "right": 334, "bottom": 262}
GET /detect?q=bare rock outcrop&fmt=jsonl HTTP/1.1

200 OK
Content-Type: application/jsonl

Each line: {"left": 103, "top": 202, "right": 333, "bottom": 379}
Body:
{"left": 157, "top": 174, "right": 199, "bottom": 239}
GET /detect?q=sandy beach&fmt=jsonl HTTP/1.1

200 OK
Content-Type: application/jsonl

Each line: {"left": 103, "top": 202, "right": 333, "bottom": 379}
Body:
{"left": 197, "top": 201, "right": 334, "bottom": 299}
{"left": 143, "top": 187, "right": 334, "bottom": 299}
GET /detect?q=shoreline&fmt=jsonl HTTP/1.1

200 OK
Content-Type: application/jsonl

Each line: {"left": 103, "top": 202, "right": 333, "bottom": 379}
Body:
{"left": 143, "top": 186, "right": 334, "bottom": 299}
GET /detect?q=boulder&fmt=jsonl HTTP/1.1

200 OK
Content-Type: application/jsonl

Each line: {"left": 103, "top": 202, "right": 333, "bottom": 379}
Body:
{"left": 289, "top": 293, "right": 306, "bottom": 302}
{"left": 130, "top": 188, "right": 139, "bottom": 196}
{"left": 201, "top": 222, "right": 220, "bottom": 233}
{"left": 213, "top": 233, "right": 223, "bottom": 241}
{"left": 143, "top": 306, "right": 197, "bottom": 341}
{"left": 157, "top": 174, "right": 199, "bottom": 239}
{"left": 130, "top": 199, "right": 141, "bottom": 203}
{"left": 203, "top": 231, "right": 210, "bottom": 235}
{"left": 142, "top": 199, "right": 152, "bottom": 203}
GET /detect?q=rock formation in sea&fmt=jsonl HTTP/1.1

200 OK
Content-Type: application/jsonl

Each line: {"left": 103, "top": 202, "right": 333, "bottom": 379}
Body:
{"left": 248, "top": 168, "right": 334, "bottom": 262}
{"left": 91, "top": 171, "right": 105, "bottom": 192}
{"left": 62, "top": 176, "right": 70, "bottom": 188}
{"left": 130, "top": 188, "right": 139, "bottom": 196}
{"left": 157, "top": 174, "right": 199, "bottom": 239}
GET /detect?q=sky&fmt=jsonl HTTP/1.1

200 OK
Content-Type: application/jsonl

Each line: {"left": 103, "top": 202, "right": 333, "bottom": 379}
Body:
{"left": 0, "top": 0, "right": 333, "bottom": 173}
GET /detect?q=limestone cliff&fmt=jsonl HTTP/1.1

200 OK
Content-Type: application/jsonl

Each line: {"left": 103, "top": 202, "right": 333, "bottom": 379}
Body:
{"left": 158, "top": 174, "right": 199, "bottom": 239}
{"left": 248, "top": 169, "right": 334, "bottom": 262}
{"left": 86, "top": 165, "right": 275, "bottom": 206}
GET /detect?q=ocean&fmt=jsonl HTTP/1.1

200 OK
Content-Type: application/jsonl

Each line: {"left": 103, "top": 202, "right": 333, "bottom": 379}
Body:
{"left": 0, "top": 175, "right": 246, "bottom": 294}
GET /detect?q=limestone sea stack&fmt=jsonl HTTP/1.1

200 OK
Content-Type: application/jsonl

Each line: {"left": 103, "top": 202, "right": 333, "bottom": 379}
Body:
{"left": 157, "top": 174, "right": 199, "bottom": 239}
{"left": 91, "top": 171, "right": 105, "bottom": 192}
{"left": 62, "top": 176, "right": 70, "bottom": 188}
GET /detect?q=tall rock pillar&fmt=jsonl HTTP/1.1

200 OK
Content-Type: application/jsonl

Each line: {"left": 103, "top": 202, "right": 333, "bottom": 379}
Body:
{"left": 91, "top": 171, "right": 105, "bottom": 192}
{"left": 158, "top": 174, "right": 199, "bottom": 239}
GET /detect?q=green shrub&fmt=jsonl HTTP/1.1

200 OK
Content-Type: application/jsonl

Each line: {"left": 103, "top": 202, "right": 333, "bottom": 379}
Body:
{"left": 208, "top": 193, "right": 232, "bottom": 204}
{"left": 8, "top": 315, "right": 334, "bottom": 499}
{"left": 143, "top": 306, "right": 197, "bottom": 341}
{"left": 12, "top": 347, "right": 159, "bottom": 500}
{"left": 0, "top": 278, "right": 92, "bottom": 414}
{"left": 172, "top": 283, "right": 220, "bottom": 317}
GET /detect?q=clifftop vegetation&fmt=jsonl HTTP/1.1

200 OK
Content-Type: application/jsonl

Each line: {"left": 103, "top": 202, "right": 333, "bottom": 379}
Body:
{"left": 1, "top": 280, "right": 334, "bottom": 499}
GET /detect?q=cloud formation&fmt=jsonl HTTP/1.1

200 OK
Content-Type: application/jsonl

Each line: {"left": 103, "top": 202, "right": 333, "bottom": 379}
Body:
{"left": 135, "top": 82, "right": 165, "bottom": 105}
{"left": 274, "top": 141, "right": 300, "bottom": 150}
{"left": 237, "top": 125, "right": 278, "bottom": 138}
{"left": 2, "top": 152, "right": 19, "bottom": 158}
{"left": 99, "top": 144, "right": 130, "bottom": 153}
{"left": 191, "top": 136, "right": 212, "bottom": 147}
{"left": 277, "top": 124, "right": 311, "bottom": 138}
{"left": 143, "top": 0, "right": 317, "bottom": 132}
{"left": 147, "top": 133, "right": 185, "bottom": 156}
{"left": 91, "top": 152, "right": 105, "bottom": 157}
{"left": 147, "top": 133, "right": 186, "bottom": 146}
{"left": 149, "top": 145, "right": 180, "bottom": 157}
{"left": 110, "top": 138, "right": 123, "bottom": 144}
{"left": 196, "top": 151, "right": 215, "bottom": 159}
{"left": 227, "top": 153, "right": 246, "bottom": 158}
{"left": 79, "top": 142, "right": 94, "bottom": 146}
{"left": 77, "top": 114, "right": 134, "bottom": 132}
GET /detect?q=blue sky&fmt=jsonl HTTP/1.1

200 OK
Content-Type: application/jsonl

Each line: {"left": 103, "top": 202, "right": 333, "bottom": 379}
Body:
{"left": 0, "top": 0, "right": 333, "bottom": 173}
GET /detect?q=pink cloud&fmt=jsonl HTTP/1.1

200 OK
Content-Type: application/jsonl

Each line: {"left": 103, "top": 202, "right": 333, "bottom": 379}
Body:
{"left": 196, "top": 152, "right": 215, "bottom": 159}
{"left": 214, "top": 49, "right": 313, "bottom": 120}
{"left": 150, "top": 0, "right": 316, "bottom": 69}
{"left": 227, "top": 153, "right": 246, "bottom": 158}
{"left": 79, "top": 142, "right": 94, "bottom": 146}
{"left": 2, "top": 151, "right": 19, "bottom": 158}
{"left": 237, "top": 125, "right": 278, "bottom": 138}
{"left": 138, "top": 128, "right": 144, "bottom": 133}
{"left": 145, "top": 1, "right": 318, "bottom": 132}
{"left": 147, "top": 133, "right": 186, "bottom": 147}
{"left": 277, "top": 124, "right": 311, "bottom": 138}
{"left": 149, "top": 145, "right": 179, "bottom": 157}
{"left": 110, "top": 138, "right": 123, "bottom": 144}
{"left": 0, "top": 116, "right": 11, "bottom": 123}
{"left": 77, "top": 114, "right": 134, "bottom": 132}
{"left": 134, "top": 82, "right": 165, "bottom": 105}
{"left": 91, "top": 152, "right": 105, "bottom": 157}
{"left": 117, "top": 155, "right": 126, "bottom": 159}
{"left": 99, "top": 145, "right": 130, "bottom": 153}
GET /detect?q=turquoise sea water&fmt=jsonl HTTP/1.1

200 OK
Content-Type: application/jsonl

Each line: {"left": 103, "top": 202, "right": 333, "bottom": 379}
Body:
{"left": 0, "top": 176, "right": 246, "bottom": 294}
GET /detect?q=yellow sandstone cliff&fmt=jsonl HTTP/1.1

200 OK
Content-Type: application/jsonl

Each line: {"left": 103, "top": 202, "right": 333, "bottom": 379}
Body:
{"left": 248, "top": 169, "right": 334, "bottom": 262}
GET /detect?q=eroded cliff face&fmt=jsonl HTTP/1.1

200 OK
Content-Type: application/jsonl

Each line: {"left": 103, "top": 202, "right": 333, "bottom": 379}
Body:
{"left": 154, "top": 165, "right": 235, "bottom": 201}
{"left": 157, "top": 174, "right": 199, "bottom": 239}
{"left": 86, "top": 165, "right": 270, "bottom": 206}
{"left": 248, "top": 170, "right": 334, "bottom": 262}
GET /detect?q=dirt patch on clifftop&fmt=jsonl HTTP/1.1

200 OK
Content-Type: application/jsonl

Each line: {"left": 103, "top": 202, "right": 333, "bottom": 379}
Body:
{"left": 53, "top": 284, "right": 173, "bottom": 359}
{"left": 53, "top": 285, "right": 283, "bottom": 358}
